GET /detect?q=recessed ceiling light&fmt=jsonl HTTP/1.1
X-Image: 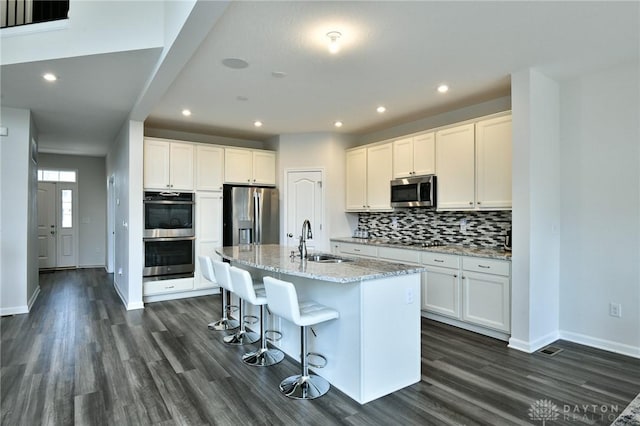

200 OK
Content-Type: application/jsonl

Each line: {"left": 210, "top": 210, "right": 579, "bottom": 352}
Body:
{"left": 437, "top": 84, "right": 449, "bottom": 93}
{"left": 334, "top": 121, "right": 343, "bottom": 128}
{"left": 181, "top": 109, "right": 192, "bottom": 116}
{"left": 254, "top": 121, "right": 263, "bottom": 127}
{"left": 43, "top": 73, "right": 57, "bottom": 82}
{"left": 327, "top": 31, "right": 342, "bottom": 54}
{"left": 236, "top": 95, "right": 249, "bottom": 101}
{"left": 222, "top": 58, "right": 249, "bottom": 69}
{"left": 376, "top": 106, "right": 386, "bottom": 113}
{"left": 271, "top": 71, "right": 287, "bottom": 79}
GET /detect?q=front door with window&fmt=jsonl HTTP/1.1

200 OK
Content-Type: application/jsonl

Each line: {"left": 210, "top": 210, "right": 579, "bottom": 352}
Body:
{"left": 37, "top": 170, "right": 78, "bottom": 269}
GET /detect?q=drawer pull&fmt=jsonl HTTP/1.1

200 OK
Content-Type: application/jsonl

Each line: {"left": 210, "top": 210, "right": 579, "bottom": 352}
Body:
{"left": 478, "top": 265, "right": 490, "bottom": 269}
{"left": 354, "top": 248, "right": 361, "bottom": 252}
{"left": 165, "top": 285, "right": 175, "bottom": 289}
{"left": 434, "top": 259, "right": 444, "bottom": 263}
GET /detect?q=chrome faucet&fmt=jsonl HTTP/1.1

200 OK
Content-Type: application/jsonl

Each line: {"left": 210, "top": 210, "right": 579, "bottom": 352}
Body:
{"left": 299, "top": 219, "right": 313, "bottom": 259}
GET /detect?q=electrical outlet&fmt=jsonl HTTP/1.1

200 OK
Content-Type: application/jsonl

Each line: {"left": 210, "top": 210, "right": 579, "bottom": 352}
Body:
{"left": 609, "top": 302, "right": 622, "bottom": 318}
{"left": 460, "top": 219, "right": 467, "bottom": 232}
{"left": 405, "top": 288, "right": 414, "bottom": 304}
{"left": 391, "top": 217, "right": 399, "bottom": 229}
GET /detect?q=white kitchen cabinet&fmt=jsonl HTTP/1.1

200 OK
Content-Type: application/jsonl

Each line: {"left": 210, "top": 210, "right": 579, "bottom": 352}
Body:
{"left": 335, "top": 242, "right": 378, "bottom": 258}
{"left": 345, "top": 148, "right": 367, "bottom": 210}
{"left": 144, "top": 138, "right": 194, "bottom": 191}
{"left": 144, "top": 277, "right": 194, "bottom": 296}
{"left": 475, "top": 115, "right": 512, "bottom": 209}
{"left": 435, "top": 123, "right": 475, "bottom": 210}
{"left": 196, "top": 145, "right": 224, "bottom": 191}
{"left": 393, "top": 132, "right": 435, "bottom": 178}
{"left": 345, "top": 142, "right": 393, "bottom": 211}
{"left": 422, "top": 266, "right": 461, "bottom": 318}
{"left": 194, "top": 191, "right": 223, "bottom": 289}
{"left": 224, "top": 148, "right": 276, "bottom": 185}
{"left": 461, "top": 257, "right": 510, "bottom": 332}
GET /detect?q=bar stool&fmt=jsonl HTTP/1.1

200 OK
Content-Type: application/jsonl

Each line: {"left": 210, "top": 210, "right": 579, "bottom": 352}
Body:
{"left": 198, "top": 256, "right": 239, "bottom": 331}
{"left": 211, "top": 259, "right": 259, "bottom": 345}
{"left": 228, "top": 267, "right": 285, "bottom": 367}
{"left": 263, "top": 276, "right": 339, "bottom": 400}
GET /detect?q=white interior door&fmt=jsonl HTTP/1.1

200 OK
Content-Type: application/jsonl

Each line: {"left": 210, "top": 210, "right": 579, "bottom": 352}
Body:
{"left": 37, "top": 182, "right": 56, "bottom": 268}
{"left": 286, "top": 170, "right": 324, "bottom": 251}
{"left": 56, "top": 183, "right": 78, "bottom": 268}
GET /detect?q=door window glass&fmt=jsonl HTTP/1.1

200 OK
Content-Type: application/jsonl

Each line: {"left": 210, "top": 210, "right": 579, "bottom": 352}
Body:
{"left": 38, "top": 169, "right": 77, "bottom": 183}
{"left": 61, "top": 189, "right": 72, "bottom": 228}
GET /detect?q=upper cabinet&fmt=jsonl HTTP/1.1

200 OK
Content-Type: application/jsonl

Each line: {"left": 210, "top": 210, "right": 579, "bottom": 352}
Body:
{"left": 436, "top": 113, "right": 512, "bottom": 211}
{"left": 475, "top": 115, "right": 512, "bottom": 209}
{"left": 144, "top": 138, "right": 194, "bottom": 191}
{"left": 435, "top": 124, "right": 476, "bottom": 210}
{"left": 224, "top": 148, "right": 276, "bottom": 186}
{"left": 345, "top": 142, "right": 393, "bottom": 212}
{"left": 393, "top": 132, "right": 435, "bottom": 178}
{"left": 196, "top": 145, "right": 224, "bottom": 191}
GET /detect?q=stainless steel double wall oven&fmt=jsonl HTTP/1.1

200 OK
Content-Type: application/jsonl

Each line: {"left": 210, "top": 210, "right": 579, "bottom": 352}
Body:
{"left": 143, "top": 191, "right": 195, "bottom": 279}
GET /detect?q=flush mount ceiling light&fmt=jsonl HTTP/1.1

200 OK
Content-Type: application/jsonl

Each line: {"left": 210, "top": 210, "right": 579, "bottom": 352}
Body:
{"left": 326, "top": 31, "right": 342, "bottom": 54}
{"left": 181, "top": 109, "right": 192, "bottom": 117}
{"left": 43, "top": 73, "right": 57, "bottom": 82}
{"left": 334, "top": 121, "right": 343, "bottom": 128}
{"left": 222, "top": 58, "right": 249, "bottom": 69}
{"left": 376, "top": 106, "right": 386, "bottom": 113}
{"left": 254, "top": 121, "right": 263, "bottom": 127}
{"left": 437, "top": 84, "right": 449, "bottom": 93}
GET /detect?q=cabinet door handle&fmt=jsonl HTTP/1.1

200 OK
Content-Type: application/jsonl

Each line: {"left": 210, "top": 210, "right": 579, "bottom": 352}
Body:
{"left": 469, "top": 201, "right": 473, "bottom": 205}
{"left": 453, "top": 274, "right": 457, "bottom": 278}
{"left": 477, "top": 201, "right": 482, "bottom": 205}
{"left": 478, "top": 265, "right": 490, "bottom": 269}
{"left": 434, "top": 259, "right": 444, "bottom": 263}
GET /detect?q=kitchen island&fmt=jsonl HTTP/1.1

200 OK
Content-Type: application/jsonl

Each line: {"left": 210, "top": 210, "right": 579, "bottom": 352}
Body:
{"left": 217, "top": 244, "right": 425, "bottom": 404}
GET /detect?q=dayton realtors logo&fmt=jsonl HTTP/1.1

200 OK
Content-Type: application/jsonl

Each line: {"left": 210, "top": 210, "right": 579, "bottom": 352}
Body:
{"left": 528, "top": 399, "right": 621, "bottom": 424}
{"left": 528, "top": 399, "right": 560, "bottom": 425}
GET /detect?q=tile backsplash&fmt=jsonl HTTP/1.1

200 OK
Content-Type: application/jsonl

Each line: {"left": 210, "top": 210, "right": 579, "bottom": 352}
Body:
{"left": 357, "top": 209, "right": 512, "bottom": 248}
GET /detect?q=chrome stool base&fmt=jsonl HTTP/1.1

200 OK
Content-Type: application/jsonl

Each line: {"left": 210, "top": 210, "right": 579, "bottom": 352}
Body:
{"left": 242, "top": 347, "right": 284, "bottom": 367}
{"left": 279, "top": 374, "right": 330, "bottom": 400}
{"left": 223, "top": 329, "right": 259, "bottom": 345}
{"left": 208, "top": 318, "right": 240, "bottom": 331}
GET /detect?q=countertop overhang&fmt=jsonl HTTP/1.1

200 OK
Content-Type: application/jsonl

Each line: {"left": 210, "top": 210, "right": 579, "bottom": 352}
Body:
{"left": 331, "top": 237, "right": 512, "bottom": 260}
{"left": 216, "top": 244, "right": 425, "bottom": 283}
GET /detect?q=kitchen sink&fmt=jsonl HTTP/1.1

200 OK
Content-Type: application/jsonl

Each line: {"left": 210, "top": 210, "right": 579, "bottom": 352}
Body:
{"left": 306, "top": 254, "right": 353, "bottom": 263}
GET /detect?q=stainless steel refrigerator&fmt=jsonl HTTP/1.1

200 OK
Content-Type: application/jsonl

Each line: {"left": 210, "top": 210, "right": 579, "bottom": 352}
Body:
{"left": 222, "top": 185, "right": 279, "bottom": 246}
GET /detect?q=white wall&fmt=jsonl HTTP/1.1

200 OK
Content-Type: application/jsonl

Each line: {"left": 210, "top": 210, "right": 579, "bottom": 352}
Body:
{"left": 559, "top": 61, "right": 640, "bottom": 356}
{"left": 106, "top": 120, "right": 144, "bottom": 310}
{"left": 274, "top": 132, "right": 358, "bottom": 251}
{"left": 38, "top": 154, "right": 107, "bottom": 267}
{"left": 509, "top": 69, "right": 561, "bottom": 353}
{"left": 144, "top": 127, "right": 264, "bottom": 150}
{"left": 0, "top": 107, "right": 39, "bottom": 315}
{"left": 1, "top": 1, "right": 164, "bottom": 65}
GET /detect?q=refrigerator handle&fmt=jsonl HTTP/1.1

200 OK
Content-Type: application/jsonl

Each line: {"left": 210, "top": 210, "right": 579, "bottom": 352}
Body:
{"left": 254, "top": 191, "right": 261, "bottom": 244}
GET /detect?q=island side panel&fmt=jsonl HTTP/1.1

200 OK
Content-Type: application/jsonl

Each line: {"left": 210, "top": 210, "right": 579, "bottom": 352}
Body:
{"left": 360, "top": 273, "right": 422, "bottom": 404}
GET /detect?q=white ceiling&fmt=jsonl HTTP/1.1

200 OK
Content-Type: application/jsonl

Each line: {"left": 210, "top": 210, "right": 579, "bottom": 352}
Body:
{"left": 2, "top": 1, "right": 638, "bottom": 155}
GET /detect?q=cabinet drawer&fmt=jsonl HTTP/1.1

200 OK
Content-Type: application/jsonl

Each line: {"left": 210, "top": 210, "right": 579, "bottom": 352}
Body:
{"left": 422, "top": 252, "right": 459, "bottom": 269}
{"left": 339, "top": 243, "right": 377, "bottom": 258}
{"left": 462, "top": 257, "right": 510, "bottom": 276}
{"left": 378, "top": 247, "right": 421, "bottom": 264}
{"left": 144, "top": 277, "right": 194, "bottom": 295}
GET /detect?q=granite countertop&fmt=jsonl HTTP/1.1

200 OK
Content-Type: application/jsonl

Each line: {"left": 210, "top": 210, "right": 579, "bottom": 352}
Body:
{"left": 331, "top": 237, "right": 512, "bottom": 261}
{"left": 216, "top": 244, "right": 426, "bottom": 284}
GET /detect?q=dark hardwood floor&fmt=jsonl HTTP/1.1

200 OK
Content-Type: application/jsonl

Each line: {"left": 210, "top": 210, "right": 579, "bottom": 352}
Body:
{"left": 2, "top": 269, "right": 639, "bottom": 425}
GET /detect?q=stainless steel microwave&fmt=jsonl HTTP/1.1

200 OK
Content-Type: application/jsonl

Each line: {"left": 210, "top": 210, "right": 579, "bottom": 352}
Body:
{"left": 390, "top": 175, "right": 437, "bottom": 208}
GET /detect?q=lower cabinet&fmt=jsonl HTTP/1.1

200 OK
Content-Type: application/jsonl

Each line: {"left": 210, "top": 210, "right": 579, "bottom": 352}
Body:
{"left": 144, "top": 277, "right": 194, "bottom": 296}
{"left": 422, "top": 266, "right": 460, "bottom": 319}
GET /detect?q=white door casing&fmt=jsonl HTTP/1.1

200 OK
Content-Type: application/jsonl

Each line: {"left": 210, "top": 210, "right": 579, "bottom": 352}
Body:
{"left": 285, "top": 170, "right": 324, "bottom": 251}
{"left": 37, "top": 182, "right": 56, "bottom": 268}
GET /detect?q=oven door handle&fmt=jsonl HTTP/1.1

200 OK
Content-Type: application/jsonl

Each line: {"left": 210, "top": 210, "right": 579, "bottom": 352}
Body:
{"left": 143, "top": 236, "right": 196, "bottom": 242}
{"left": 144, "top": 200, "right": 195, "bottom": 205}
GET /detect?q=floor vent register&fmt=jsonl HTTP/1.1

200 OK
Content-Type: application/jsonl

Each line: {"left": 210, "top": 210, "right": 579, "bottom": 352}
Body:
{"left": 537, "top": 345, "right": 564, "bottom": 357}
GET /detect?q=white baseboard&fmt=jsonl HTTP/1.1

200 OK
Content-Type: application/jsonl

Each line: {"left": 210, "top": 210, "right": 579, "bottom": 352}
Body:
{"left": 508, "top": 330, "right": 559, "bottom": 353}
{"left": 27, "top": 286, "right": 40, "bottom": 311}
{"left": 0, "top": 305, "right": 29, "bottom": 316}
{"left": 127, "top": 301, "right": 145, "bottom": 311}
{"left": 144, "top": 287, "right": 218, "bottom": 304}
{"left": 0, "top": 286, "right": 41, "bottom": 316}
{"left": 559, "top": 330, "right": 640, "bottom": 359}
{"left": 78, "top": 264, "right": 106, "bottom": 269}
